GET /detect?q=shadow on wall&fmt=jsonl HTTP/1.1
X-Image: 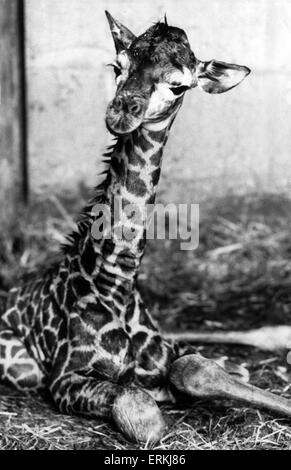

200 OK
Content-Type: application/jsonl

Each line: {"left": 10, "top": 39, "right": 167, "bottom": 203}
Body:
{"left": 26, "top": 0, "right": 291, "bottom": 202}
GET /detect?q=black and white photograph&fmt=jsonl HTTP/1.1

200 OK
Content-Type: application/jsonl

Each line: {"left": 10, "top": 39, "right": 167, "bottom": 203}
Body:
{"left": 1, "top": 0, "right": 291, "bottom": 453}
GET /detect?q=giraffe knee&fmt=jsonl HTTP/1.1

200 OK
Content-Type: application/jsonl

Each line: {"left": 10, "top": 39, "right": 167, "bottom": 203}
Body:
{"left": 112, "top": 386, "right": 166, "bottom": 443}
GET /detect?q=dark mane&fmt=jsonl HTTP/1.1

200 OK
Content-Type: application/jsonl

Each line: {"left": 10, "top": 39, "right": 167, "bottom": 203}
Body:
{"left": 61, "top": 139, "right": 120, "bottom": 255}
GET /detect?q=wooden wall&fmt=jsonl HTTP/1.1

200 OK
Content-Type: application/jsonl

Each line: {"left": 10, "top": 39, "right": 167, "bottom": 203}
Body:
{"left": 0, "top": 0, "right": 27, "bottom": 226}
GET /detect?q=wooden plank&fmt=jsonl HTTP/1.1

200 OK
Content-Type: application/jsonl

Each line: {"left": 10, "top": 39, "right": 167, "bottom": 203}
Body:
{"left": 0, "top": 0, "right": 28, "bottom": 227}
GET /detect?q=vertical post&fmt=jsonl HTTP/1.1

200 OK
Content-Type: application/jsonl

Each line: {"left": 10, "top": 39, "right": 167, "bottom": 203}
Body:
{"left": 0, "top": 0, "right": 28, "bottom": 228}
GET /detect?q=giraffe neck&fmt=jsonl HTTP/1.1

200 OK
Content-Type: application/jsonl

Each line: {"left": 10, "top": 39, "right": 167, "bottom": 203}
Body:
{"left": 93, "top": 125, "right": 169, "bottom": 310}
{"left": 65, "top": 103, "right": 182, "bottom": 315}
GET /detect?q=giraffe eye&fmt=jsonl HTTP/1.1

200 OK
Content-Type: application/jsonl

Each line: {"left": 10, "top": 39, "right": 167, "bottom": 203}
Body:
{"left": 108, "top": 63, "right": 122, "bottom": 78}
{"left": 113, "top": 65, "right": 122, "bottom": 78}
{"left": 170, "top": 85, "right": 189, "bottom": 95}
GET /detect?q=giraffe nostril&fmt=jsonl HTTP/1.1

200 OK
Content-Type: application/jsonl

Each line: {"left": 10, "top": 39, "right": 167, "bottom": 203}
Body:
{"left": 114, "top": 97, "right": 123, "bottom": 112}
{"left": 129, "top": 101, "right": 142, "bottom": 116}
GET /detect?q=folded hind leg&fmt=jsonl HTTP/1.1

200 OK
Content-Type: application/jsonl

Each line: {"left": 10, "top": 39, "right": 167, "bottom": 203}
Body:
{"left": 0, "top": 330, "right": 44, "bottom": 391}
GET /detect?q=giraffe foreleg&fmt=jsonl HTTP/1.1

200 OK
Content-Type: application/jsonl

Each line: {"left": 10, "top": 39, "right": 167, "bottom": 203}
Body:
{"left": 125, "top": 290, "right": 178, "bottom": 402}
{"left": 0, "top": 329, "right": 44, "bottom": 391}
{"left": 48, "top": 372, "right": 165, "bottom": 443}
{"left": 170, "top": 354, "right": 291, "bottom": 418}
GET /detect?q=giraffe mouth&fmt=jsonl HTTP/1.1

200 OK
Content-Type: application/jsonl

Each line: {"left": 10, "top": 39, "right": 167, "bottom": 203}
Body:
{"left": 105, "top": 113, "right": 144, "bottom": 135}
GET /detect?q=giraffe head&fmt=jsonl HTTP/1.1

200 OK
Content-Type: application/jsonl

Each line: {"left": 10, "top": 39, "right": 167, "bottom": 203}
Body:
{"left": 105, "top": 12, "right": 250, "bottom": 135}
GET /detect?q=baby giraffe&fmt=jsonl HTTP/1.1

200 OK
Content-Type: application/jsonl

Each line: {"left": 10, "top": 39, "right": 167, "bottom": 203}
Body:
{"left": 1, "top": 12, "right": 291, "bottom": 444}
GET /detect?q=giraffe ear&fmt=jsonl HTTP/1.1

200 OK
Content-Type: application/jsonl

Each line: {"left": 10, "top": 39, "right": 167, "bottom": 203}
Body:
{"left": 195, "top": 60, "right": 250, "bottom": 94}
{"left": 105, "top": 11, "right": 136, "bottom": 53}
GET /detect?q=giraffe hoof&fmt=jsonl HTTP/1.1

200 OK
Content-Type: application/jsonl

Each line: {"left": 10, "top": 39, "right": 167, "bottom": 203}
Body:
{"left": 112, "top": 386, "right": 166, "bottom": 444}
{"left": 214, "top": 356, "right": 250, "bottom": 383}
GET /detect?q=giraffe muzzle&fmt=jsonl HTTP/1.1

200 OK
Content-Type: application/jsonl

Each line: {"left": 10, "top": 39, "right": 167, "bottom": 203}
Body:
{"left": 106, "top": 93, "right": 147, "bottom": 135}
